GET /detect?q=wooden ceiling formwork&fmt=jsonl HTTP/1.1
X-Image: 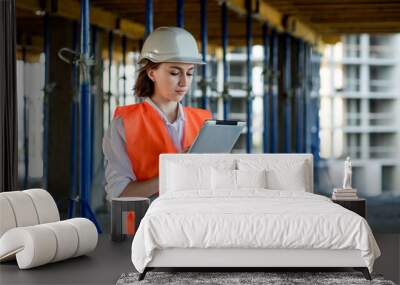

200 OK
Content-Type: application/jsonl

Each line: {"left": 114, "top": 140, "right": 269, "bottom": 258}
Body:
{"left": 90, "top": 0, "right": 265, "bottom": 47}
{"left": 264, "top": 0, "right": 400, "bottom": 35}
{"left": 15, "top": 0, "right": 400, "bottom": 60}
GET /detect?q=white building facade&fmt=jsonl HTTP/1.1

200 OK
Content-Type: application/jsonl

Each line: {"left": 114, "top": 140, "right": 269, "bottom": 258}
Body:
{"left": 320, "top": 34, "right": 400, "bottom": 197}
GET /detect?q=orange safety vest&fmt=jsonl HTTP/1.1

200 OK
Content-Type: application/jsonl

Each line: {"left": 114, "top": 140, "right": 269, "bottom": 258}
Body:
{"left": 114, "top": 101, "right": 212, "bottom": 181}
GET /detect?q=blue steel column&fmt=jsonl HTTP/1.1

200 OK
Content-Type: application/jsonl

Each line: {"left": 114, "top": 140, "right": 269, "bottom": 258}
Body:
{"left": 270, "top": 29, "right": 278, "bottom": 153}
{"left": 245, "top": 0, "right": 253, "bottom": 153}
{"left": 107, "top": 31, "right": 113, "bottom": 125}
{"left": 68, "top": 21, "right": 79, "bottom": 219}
{"left": 43, "top": 14, "right": 50, "bottom": 189}
{"left": 304, "top": 43, "right": 311, "bottom": 153}
{"left": 283, "top": 34, "right": 292, "bottom": 153}
{"left": 177, "top": 0, "right": 184, "bottom": 28}
{"left": 80, "top": 0, "right": 91, "bottom": 218}
{"left": 262, "top": 23, "right": 270, "bottom": 153}
{"left": 122, "top": 36, "right": 127, "bottom": 106}
{"left": 79, "top": 0, "right": 101, "bottom": 232}
{"left": 305, "top": 46, "right": 321, "bottom": 190}
{"left": 200, "top": 0, "right": 208, "bottom": 110}
{"left": 302, "top": 41, "right": 308, "bottom": 154}
{"left": 311, "top": 50, "right": 321, "bottom": 190}
{"left": 302, "top": 42, "right": 308, "bottom": 154}
{"left": 90, "top": 25, "right": 96, "bottom": 188}
{"left": 145, "top": 0, "right": 153, "bottom": 38}
{"left": 303, "top": 42, "right": 309, "bottom": 153}
{"left": 221, "top": 1, "right": 229, "bottom": 120}
{"left": 296, "top": 39, "right": 305, "bottom": 153}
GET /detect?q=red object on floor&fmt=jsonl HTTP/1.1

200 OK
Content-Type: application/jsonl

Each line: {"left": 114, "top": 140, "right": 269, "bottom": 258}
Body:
{"left": 127, "top": 211, "right": 135, "bottom": 235}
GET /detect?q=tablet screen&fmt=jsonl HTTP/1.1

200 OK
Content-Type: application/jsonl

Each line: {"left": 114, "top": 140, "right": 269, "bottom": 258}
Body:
{"left": 188, "top": 120, "right": 245, "bottom": 153}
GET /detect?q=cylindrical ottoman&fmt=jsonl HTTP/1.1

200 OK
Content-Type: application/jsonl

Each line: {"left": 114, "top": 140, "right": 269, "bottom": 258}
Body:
{"left": 111, "top": 197, "right": 150, "bottom": 242}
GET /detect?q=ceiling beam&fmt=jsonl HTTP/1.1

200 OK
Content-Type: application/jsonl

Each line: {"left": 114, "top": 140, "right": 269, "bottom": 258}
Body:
{"left": 225, "top": 0, "right": 322, "bottom": 46}
{"left": 257, "top": 0, "right": 400, "bottom": 35}
{"left": 16, "top": 0, "right": 145, "bottom": 40}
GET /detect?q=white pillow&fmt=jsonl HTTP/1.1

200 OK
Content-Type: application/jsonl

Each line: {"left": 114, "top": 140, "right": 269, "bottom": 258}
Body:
{"left": 211, "top": 168, "right": 268, "bottom": 190}
{"left": 167, "top": 162, "right": 212, "bottom": 191}
{"left": 266, "top": 163, "right": 306, "bottom": 191}
{"left": 211, "top": 168, "right": 236, "bottom": 190}
{"left": 236, "top": 169, "right": 268, "bottom": 189}
{"left": 237, "top": 159, "right": 308, "bottom": 191}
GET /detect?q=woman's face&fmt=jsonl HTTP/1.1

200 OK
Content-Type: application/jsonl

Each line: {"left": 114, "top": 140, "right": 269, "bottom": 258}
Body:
{"left": 147, "top": 62, "right": 195, "bottom": 102}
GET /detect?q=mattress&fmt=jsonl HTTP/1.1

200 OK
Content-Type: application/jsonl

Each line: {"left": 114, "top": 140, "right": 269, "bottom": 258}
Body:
{"left": 131, "top": 190, "right": 380, "bottom": 273}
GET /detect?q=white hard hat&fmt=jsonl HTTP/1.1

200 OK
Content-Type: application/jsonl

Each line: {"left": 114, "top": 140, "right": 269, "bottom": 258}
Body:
{"left": 139, "top": 27, "right": 204, "bottom": 65}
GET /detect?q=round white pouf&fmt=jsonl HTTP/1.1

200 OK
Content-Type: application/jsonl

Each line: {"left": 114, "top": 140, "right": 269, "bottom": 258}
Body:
{"left": 0, "top": 196, "right": 17, "bottom": 237}
{"left": 0, "top": 218, "right": 98, "bottom": 269}
{"left": 0, "top": 226, "right": 57, "bottom": 269}
{"left": 66, "top": 218, "right": 98, "bottom": 257}
{"left": 42, "top": 221, "right": 79, "bottom": 262}
{"left": 0, "top": 191, "right": 39, "bottom": 227}
{"left": 23, "top": 189, "right": 60, "bottom": 224}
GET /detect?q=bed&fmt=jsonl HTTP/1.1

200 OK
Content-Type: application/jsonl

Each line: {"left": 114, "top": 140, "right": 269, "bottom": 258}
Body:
{"left": 131, "top": 154, "right": 381, "bottom": 281}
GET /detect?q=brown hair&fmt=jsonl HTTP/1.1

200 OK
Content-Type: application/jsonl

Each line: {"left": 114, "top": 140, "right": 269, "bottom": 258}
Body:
{"left": 134, "top": 60, "right": 161, "bottom": 98}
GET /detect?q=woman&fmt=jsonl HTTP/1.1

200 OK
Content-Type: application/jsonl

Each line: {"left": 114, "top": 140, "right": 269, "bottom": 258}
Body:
{"left": 103, "top": 27, "right": 212, "bottom": 200}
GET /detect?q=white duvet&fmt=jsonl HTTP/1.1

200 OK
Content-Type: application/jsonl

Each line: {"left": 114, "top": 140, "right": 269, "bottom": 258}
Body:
{"left": 131, "top": 190, "right": 380, "bottom": 273}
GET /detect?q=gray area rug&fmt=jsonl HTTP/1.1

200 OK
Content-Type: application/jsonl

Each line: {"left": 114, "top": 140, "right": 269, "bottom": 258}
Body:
{"left": 116, "top": 271, "right": 396, "bottom": 285}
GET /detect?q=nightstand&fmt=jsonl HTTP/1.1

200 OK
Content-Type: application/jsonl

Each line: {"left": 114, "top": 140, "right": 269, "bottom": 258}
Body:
{"left": 332, "top": 198, "right": 366, "bottom": 218}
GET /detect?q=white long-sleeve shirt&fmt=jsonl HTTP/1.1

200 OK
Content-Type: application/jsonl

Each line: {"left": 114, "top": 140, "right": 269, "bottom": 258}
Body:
{"left": 102, "top": 98, "right": 185, "bottom": 201}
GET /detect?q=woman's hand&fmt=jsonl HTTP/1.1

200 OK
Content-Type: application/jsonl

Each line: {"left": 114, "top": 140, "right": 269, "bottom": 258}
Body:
{"left": 119, "top": 176, "right": 159, "bottom": 198}
{"left": 181, "top": 146, "right": 190, "bottom": 153}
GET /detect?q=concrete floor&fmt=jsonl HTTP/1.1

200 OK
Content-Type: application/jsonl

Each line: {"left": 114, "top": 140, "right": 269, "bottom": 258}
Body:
{"left": 1, "top": 234, "right": 399, "bottom": 285}
{"left": 373, "top": 233, "right": 400, "bottom": 284}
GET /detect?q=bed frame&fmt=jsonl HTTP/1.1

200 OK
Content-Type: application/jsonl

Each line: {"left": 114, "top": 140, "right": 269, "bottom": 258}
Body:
{"left": 139, "top": 248, "right": 371, "bottom": 280}
{"left": 138, "top": 154, "right": 372, "bottom": 281}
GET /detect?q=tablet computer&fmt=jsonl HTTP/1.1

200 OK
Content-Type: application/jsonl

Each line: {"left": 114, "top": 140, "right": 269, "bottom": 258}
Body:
{"left": 188, "top": 120, "right": 245, "bottom": 153}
